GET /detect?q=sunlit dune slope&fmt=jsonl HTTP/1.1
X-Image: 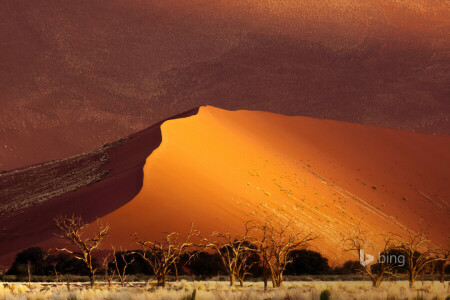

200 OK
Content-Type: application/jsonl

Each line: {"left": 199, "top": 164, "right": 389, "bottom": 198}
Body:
{"left": 94, "top": 106, "right": 450, "bottom": 264}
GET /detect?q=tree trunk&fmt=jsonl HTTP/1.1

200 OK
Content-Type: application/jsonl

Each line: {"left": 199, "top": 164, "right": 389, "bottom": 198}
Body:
{"left": 275, "top": 274, "right": 281, "bottom": 288}
{"left": 157, "top": 277, "right": 164, "bottom": 287}
{"left": 27, "top": 261, "right": 31, "bottom": 288}
{"left": 229, "top": 273, "right": 235, "bottom": 286}
{"left": 409, "top": 272, "right": 416, "bottom": 288}
{"left": 174, "top": 263, "right": 179, "bottom": 282}
{"left": 105, "top": 271, "right": 112, "bottom": 287}
{"left": 271, "top": 272, "right": 277, "bottom": 288}
{"left": 66, "top": 275, "right": 71, "bottom": 291}
{"left": 267, "top": 264, "right": 277, "bottom": 288}
{"left": 156, "top": 271, "right": 166, "bottom": 287}
{"left": 262, "top": 261, "right": 268, "bottom": 290}
{"left": 54, "top": 266, "right": 60, "bottom": 285}
{"left": 89, "top": 272, "right": 95, "bottom": 288}
{"left": 239, "top": 277, "right": 244, "bottom": 287}
{"left": 372, "top": 277, "right": 382, "bottom": 287}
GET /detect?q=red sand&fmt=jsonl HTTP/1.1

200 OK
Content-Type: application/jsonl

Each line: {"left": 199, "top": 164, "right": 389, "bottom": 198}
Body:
{"left": 1, "top": 106, "right": 448, "bottom": 266}
{"left": 1, "top": 0, "right": 449, "bottom": 171}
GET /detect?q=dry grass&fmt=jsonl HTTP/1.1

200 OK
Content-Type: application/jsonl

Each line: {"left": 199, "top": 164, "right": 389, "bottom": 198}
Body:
{"left": 0, "top": 280, "right": 448, "bottom": 300}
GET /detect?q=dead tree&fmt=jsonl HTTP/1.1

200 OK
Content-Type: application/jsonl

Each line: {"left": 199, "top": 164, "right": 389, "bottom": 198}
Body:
{"left": 44, "top": 251, "right": 61, "bottom": 285}
{"left": 393, "top": 226, "right": 445, "bottom": 288}
{"left": 112, "top": 247, "right": 135, "bottom": 286}
{"left": 436, "top": 249, "right": 449, "bottom": 283}
{"left": 48, "top": 256, "right": 61, "bottom": 284}
{"left": 236, "top": 241, "right": 259, "bottom": 286}
{"left": 102, "top": 254, "right": 116, "bottom": 287}
{"left": 66, "top": 274, "right": 72, "bottom": 291}
{"left": 53, "top": 265, "right": 61, "bottom": 284}
{"left": 54, "top": 214, "right": 110, "bottom": 288}
{"left": 255, "top": 219, "right": 317, "bottom": 288}
{"left": 199, "top": 223, "right": 257, "bottom": 287}
{"left": 255, "top": 220, "right": 273, "bottom": 289}
{"left": 27, "top": 260, "right": 31, "bottom": 288}
{"left": 341, "top": 227, "right": 397, "bottom": 287}
{"left": 133, "top": 224, "right": 194, "bottom": 287}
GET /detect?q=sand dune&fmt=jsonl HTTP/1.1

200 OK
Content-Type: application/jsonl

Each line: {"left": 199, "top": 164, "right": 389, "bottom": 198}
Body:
{"left": 1, "top": 107, "right": 448, "bottom": 266}
{"left": 91, "top": 107, "right": 449, "bottom": 264}
{"left": 1, "top": 0, "right": 449, "bottom": 171}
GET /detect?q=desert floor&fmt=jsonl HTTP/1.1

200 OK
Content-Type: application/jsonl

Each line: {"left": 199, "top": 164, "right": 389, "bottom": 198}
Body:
{"left": 1, "top": 280, "right": 449, "bottom": 300}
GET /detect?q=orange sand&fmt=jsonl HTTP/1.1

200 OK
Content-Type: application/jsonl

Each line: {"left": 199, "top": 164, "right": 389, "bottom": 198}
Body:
{"left": 93, "top": 106, "right": 450, "bottom": 264}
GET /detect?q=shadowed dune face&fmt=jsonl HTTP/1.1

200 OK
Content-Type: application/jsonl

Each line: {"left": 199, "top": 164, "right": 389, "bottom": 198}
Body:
{"left": 0, "top": 109, "right": 199, "bottom": 266}
{"left": 0, "top": 0, "right": 449, "bottom": 170}
{"left": 88, "top": 106, "right": 449, "bottom": 264}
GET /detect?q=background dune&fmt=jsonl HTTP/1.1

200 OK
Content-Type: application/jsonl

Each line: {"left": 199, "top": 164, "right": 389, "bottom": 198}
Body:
{"left": 1, "top": 0, "right": 449, "bottom": 171}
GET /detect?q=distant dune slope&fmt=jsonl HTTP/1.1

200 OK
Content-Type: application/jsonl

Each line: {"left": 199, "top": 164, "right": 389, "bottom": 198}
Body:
{"left": 1, "top": 0, "right": 449, "bottom": 170}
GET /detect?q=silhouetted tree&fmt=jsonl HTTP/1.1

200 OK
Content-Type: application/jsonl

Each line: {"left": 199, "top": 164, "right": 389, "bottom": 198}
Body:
{"left": 333, "top": 260, "right": 361, "bottom": 275}
{"left": 181, "top": 251, "right": 225, "bottom": 278}
{"left": 51, "top": 252, "right": 99, "bottom": 275}
{"left": 285, "top": 250, "right": 330, "bottom": 275}
{"left": 7, "top": 247, "right": 57, "bottom": 277}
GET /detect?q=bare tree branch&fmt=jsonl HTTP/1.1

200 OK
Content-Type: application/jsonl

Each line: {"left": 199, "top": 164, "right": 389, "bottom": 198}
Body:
{"left": 254, "top": 219, "right": 317, "bottom": 288}
{"left": 53, "top": 214, "right": 109, "bottom": 288}
{"left": 133, "top": 223, "right": 194, "bottom": 287}
{"left": 198, "top": 221, "right": 257, "bottom": 287}
{"left": 341, "top": 226, "right": 397, "bottom": 287}
{"left": 391, "top": 224, "right": 446, "bottom": 288}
